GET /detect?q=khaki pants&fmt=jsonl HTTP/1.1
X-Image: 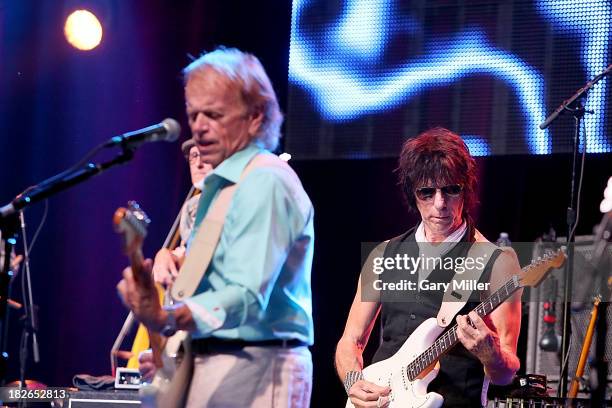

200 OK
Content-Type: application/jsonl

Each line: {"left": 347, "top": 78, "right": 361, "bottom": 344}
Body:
{"left": 185, "top": 345, "right": 312, "bottom": 408}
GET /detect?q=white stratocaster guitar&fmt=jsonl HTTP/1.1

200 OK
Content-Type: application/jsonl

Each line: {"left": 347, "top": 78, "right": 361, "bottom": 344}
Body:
{"left": 113, "top": 201, "right": 192, "bottom": 408}
{"left": 346, "top": 248, "right": 566, "bottom": 408}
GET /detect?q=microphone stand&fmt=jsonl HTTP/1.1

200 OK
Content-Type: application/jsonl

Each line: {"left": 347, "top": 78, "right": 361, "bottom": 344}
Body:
{"left": 18, "top": 210, "right": 40, "bottom": 389}
{"left": 539, "top": 64, "right": 612, "bottom": 398}
{"left": 0, "top": 143, "right": 136, "bottom": 383}
{"left": 0, "top": 219, "right": 18, "bottom": 384}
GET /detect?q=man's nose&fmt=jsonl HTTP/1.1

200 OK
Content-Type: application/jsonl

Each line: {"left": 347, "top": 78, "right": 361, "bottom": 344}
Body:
{"left": 433, "top": 190, "right": 447, "bottom": 209}
{"left": 191, "top": 113, "right": 209, "bottom": 133}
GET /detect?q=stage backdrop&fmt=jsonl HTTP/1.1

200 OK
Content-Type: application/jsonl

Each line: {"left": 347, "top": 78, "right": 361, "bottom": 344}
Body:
{"left": 287, "top": 0, "right": 612, "bottom": 158}
{"left": 0, "top": 1, "right": 610, "bottom": 407}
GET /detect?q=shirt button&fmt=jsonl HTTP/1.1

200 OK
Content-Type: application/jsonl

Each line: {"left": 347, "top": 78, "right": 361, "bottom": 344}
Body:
{"left": 410, "top": 314, "right": 416, "bottom": 320}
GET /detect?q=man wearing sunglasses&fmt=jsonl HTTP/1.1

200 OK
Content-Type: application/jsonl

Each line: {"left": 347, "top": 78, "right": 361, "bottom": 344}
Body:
{"left": 336, "top": 128, "right": 522, "bottom": 407}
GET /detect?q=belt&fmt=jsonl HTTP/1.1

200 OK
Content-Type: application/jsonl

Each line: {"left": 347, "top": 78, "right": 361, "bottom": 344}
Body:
{"left": 192, "top": 338, "right": 308, "bottom": 354}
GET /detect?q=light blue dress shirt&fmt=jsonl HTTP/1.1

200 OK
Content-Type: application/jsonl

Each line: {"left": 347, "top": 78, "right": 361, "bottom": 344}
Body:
{"left": 184, "top": 143, "right": 314, "bottom": 344}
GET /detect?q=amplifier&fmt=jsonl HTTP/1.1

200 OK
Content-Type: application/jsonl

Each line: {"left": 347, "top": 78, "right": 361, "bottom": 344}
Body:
{"left": 66, "top": 390, "right": 140, "bottom": 408}
{"left": 526, "top": 236, "right": 612, "bottom": 398}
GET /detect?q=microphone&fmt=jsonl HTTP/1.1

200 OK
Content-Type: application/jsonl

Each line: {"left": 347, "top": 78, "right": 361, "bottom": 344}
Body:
{"left": 104, "top": 118, "right": 180, "bottom": 148}
{"left": 0, "top": 119, "right": 181, "bottom": 218}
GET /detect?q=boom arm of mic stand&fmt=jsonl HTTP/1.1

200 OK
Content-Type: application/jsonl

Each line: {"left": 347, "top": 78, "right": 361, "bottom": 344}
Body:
{"left": 0, "top": 147, "right": 136, "bottom": 383}
{"left": 0, "top": 150, "right": 135, "bottom": 218}
{"left": 540, "top": 64, "right": 612, "bottom": 129}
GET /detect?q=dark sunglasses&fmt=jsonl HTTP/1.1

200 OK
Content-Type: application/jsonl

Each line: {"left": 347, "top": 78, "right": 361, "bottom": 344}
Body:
{"left": 415, "top": 184, "right": 463, "bottom": 201}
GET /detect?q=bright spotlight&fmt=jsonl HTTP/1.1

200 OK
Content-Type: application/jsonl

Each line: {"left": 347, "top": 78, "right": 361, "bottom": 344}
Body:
{"left": 279, "top": 152, "right": 292, "bottom": 162}
{"left": 64, "top": 10, "right": 103, "bottom": 51}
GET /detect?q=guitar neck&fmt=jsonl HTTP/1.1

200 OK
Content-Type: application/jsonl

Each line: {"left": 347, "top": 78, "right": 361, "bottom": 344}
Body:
{"left": 129, "top": 250, "right": 145, "bottom": 284}
{"left": 406, "top": 275, "right": 520, "bottom": 380}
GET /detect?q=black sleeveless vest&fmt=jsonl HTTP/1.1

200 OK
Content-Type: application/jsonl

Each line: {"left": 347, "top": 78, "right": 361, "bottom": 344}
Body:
{"left": 372, "top": 222, "right": 501, "bottom": 407}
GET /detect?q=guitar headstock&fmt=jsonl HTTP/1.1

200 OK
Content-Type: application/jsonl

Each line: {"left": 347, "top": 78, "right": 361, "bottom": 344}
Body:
{"left": 113, "top": 201, "right": 151, "bottom": 257}
{"left": 519, "top": 247, "right": 567, "bottom": 288}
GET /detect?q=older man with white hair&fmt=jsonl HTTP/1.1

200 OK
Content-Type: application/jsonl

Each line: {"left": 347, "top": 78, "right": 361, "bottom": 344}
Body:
{"left": 118, "top": 47, "right": 314, "bottom": 407}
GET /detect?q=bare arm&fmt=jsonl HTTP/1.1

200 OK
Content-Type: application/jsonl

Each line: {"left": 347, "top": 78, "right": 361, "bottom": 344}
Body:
{"left": 335, "top": 278, "right": 392, "bottom": 407}
{"left": 335, "top": 277, "right": 381, "bottom": 381}
{"left": 456, "top": 249, "right": 522, "bottom": 385}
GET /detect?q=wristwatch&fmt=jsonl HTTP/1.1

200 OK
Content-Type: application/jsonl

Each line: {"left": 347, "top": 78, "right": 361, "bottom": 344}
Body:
{"left": 160, "top": 305, "right": 178, "bottom": 337}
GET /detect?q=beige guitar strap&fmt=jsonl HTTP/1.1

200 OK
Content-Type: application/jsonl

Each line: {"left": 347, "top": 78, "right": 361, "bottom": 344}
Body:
{"left": 157, "top": 153, "right": 295, "bottom": 408}
{"left": 170, "top": 191, "right": 232, "bottom": 301}
{"left": 171, "top": 152, "right": 296, "bottom": 301}
{"left": 436, "top": 230, "right": 499, "bottom": 327}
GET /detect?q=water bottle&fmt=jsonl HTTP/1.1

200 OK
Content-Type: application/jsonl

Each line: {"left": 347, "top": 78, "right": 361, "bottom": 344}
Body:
{"left": 496, "top": 232, "right": 511, "bottom": 247}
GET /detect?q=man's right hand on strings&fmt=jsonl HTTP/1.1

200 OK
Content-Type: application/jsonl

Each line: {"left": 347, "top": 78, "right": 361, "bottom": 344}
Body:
{"left": 152, "top": 248, "right": 182, "bottom": 286}
{"left": 347, "top": 380, "right": 391, "bottom": 408}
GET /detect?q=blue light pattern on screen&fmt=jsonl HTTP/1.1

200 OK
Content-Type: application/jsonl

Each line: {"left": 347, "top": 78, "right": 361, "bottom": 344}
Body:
{"left": 288, "top": 0, "right": 611, "bottom": 156}
{"left": 536, "top": 0, "right": 611, "bottom": 152}
{"left": 463, "top": 135, "right": 491, "bottom": 157}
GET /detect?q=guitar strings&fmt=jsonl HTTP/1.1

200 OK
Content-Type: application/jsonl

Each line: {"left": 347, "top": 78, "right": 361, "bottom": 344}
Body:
{"left": 405, "top": 253, "right": 559, "bottom": 381}
{"left": 405, "top": 277, "right": 518, "bottom": 380}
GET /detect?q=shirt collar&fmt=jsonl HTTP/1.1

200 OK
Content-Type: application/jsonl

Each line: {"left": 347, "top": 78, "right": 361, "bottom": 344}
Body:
{"left": 205, "top": 142, "right": 264, "bottom": 185}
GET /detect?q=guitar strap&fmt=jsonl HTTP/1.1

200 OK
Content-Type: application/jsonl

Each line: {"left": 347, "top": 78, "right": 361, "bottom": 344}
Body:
{"left": 171, "top": 152, "right": 294, "bottom": 301}
{"left": 157, "top": 152, "right": 294, "bottom": 408}
{"left": 436, "top": 230, "right": 500, "bottom": 327}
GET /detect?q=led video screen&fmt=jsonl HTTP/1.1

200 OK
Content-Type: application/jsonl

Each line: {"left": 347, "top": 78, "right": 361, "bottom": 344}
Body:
{"left": 287, "top": 0, "right": 612, "bottom": 158}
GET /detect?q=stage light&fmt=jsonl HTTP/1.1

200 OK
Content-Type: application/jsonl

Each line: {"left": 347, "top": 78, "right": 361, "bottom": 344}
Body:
{"left": 64, "top": 10, "right": 103, "bottom": 51}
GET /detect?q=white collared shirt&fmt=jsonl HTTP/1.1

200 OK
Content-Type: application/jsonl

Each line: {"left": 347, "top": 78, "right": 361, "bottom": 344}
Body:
{"left": 414, "top": 220, "right": 467, "bottom": 280}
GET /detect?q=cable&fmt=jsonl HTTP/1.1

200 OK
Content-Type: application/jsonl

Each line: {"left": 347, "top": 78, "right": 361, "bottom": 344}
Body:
{"left": 558, "top": 335, "right": 573, "bottom": 394}
{"left": 24, "top": 200, "right": 48, "bottom": 255}
{"left": 568, "top": 118, "right": 587, "bottom": 242}
{"left": 558, "top": 103, "right": 588, "bottom": 397}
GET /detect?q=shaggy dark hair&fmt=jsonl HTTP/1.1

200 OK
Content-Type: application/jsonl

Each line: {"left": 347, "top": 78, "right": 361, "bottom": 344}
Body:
{"left": 396, "top": 127, "right": 477, "bottom": 216}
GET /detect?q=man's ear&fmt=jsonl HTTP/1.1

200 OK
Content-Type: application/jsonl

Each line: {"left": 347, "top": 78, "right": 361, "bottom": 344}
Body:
{"left": 247, "top": 107, "right": 265, "bottom": 138}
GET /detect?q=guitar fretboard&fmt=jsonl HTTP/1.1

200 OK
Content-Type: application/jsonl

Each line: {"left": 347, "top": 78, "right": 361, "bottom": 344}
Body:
{"left": 405, "top": 275, "right": 520, "bottom": 381}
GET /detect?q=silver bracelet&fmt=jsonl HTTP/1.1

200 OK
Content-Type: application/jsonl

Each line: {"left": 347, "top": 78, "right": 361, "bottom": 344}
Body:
{"left": 343, "top": 370, "right": 363, "bottom": 394}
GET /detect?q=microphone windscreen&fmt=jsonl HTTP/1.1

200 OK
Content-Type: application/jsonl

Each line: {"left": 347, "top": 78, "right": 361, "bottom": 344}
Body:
{"left": 162, "top": 118, "right": 181, "bottom": 142}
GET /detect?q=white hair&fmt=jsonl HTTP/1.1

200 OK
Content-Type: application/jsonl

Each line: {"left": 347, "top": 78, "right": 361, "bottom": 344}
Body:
{"left": 183, "top": 47, "right": 283, "bottom": 151}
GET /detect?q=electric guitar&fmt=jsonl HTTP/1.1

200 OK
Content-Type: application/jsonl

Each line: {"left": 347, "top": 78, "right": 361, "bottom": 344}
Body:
{"left": 113, "top": 201, "right": 192, "bottom": 408}
{"left": 346, "top": 248, "right": 567, "bottom": 408}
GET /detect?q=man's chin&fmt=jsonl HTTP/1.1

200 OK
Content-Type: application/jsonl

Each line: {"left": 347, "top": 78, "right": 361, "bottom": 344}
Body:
{"left": 427, "top": 219, "right": 454, "bottom": 232}
{"left": 431, "top": 217, "right": 451, "bottom": 225}
{"left": 199, "top": 154, "right": 221, "bottom": 168}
